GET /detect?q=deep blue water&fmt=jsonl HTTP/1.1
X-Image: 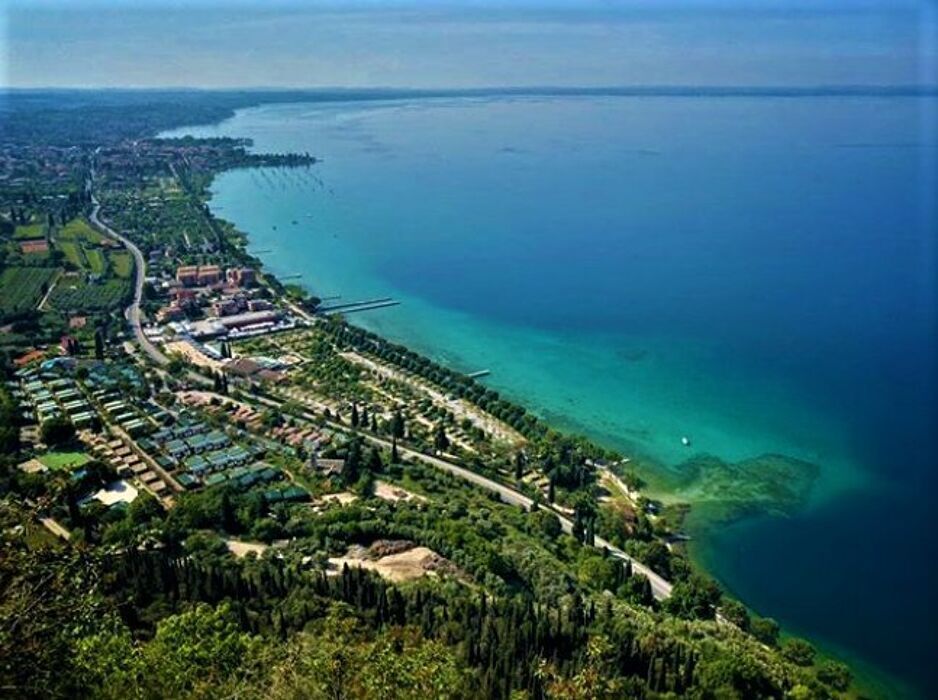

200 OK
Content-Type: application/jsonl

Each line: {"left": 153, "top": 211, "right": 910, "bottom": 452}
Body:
{"left": 164, "top": 95, "right": 938, "bottom": 696}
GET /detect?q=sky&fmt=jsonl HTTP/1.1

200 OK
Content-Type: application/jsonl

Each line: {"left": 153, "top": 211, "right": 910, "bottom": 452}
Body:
{"left": 1, "top": 0, "right": 935, "bottom": 89}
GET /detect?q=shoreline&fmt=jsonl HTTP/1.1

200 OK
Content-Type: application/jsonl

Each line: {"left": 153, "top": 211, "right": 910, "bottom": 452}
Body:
{"left": 162, "top": 97, "right": 927, "bottom": 696}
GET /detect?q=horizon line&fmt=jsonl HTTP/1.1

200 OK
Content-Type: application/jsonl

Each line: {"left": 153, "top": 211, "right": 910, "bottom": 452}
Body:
{"left": 2, "top": 84, "right": 937, "bottom": 96}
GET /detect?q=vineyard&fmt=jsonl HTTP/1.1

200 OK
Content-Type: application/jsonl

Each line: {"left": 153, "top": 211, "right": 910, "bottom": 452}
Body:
{"left": 0, "top": 266, "right": 60, "bottom": 319}
{"left": 48, "top": 275, "right": 130, "bottom": 313}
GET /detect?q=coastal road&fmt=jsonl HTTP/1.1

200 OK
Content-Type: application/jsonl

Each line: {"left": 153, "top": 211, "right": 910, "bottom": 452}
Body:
{"left": 87, "top": 188, "right": 169, "bottom": 367}
{"left": 243, "top": 391, "right": 673, "bottom": 600}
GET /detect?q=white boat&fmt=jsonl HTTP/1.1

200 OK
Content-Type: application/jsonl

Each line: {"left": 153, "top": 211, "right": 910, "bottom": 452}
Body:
{"left": 681, "top": 436, "right": 691, "bottom": 447}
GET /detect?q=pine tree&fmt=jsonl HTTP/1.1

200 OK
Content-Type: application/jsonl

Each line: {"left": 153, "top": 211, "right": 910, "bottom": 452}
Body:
{"left": 433, "top": 423, "right": 449, "bottom": 453}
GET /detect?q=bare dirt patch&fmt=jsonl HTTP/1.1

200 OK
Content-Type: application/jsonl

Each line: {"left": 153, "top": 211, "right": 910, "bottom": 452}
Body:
{"left": 374, "top": 480, "right": 426, "bottom": 503}
{"left": 328, "top": 540, "right": 461, "bottom": 583}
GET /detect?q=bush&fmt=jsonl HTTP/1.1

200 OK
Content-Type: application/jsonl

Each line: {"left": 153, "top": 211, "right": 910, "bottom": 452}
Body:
{"left": 816, "top": 660, "right": 852, "bottom": 691}
{"left": 720, "top": 599, "right": 751, "bottom": 631}
{"left": 781, "top": 638, "right": 816, "bottom": 667}
{"left": 750, "top": 616, "right": 780, "bottom": 646}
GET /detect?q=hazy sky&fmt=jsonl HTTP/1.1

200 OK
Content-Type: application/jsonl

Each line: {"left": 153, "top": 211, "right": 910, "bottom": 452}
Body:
{"left": 2, "top": 0, "right": 935, "bottom": 88}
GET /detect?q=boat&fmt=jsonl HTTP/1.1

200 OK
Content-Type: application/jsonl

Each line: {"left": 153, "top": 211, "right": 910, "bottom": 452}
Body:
{"left": 681, "top": 436, "right": 691, "bottom": 447}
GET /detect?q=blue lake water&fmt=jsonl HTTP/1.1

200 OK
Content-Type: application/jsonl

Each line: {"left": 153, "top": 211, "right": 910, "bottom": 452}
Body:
{"left": 164, "top": 95, "right": 938, "bottom": 696}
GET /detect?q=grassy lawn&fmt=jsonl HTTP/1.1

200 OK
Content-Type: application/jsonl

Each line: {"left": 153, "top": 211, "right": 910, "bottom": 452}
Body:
{"left": 38, "top": 451, "right": 92, "bottom": 471}
{"left": 86, "top": 248, "right": 108, "bottom": 275}
{"left": 110, "top": 251, "right": 133, "bottom": 277}
{"left": 13, "top": 223, "right": 45, "bottom": 239}
{"left": 57, "top": 239, "right": 86, "bottom": 268}
{"left": 59, "top": 218, "right": 104, "bottom": 244}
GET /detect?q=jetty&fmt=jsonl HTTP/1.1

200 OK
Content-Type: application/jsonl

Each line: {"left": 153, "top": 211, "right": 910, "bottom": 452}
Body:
{"left": 318, "top": 297, "right": 400, "bottom": 314}
{"left": 467, "top": 369, "right": 490, "bottom": 379}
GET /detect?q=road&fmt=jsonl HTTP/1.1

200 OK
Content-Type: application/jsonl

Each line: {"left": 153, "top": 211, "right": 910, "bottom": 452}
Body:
{"left": 39, "top": 517, "right": 71, "bottom": 541}
{"left": 87, "top": 181, "right": 169, "bottom": 367}
{"left": 245, "top": 391, "right": 673, "bottom": 600}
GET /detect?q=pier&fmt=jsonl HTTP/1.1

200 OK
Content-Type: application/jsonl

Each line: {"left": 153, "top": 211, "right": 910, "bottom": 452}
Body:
{"left": 467, "top": 369, "right": 491, "bottom": 379}
{"left": 318, "top": 297, "right": 400, "bottom": 314}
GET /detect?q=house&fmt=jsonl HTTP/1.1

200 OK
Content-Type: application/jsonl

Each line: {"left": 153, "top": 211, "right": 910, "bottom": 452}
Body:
{"left": 226, "top": 267, "right": 256, "bottom": 287}
{"left": 197, "top": 265, "right": 222, "bottom": 285}
{"left": 176, "top": 265, "right": 199, "bottom": 286}
{"left": 14, "top": 349, "right": 45, "bottom": 368}
{"left": 60, "top": 334, "right": 80, "bottom": 356}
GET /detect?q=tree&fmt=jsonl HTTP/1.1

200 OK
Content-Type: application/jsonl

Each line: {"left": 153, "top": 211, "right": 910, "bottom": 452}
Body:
{"left": 662, "top": 574, "right": 722, "bottom": 620}
{"left": 750, "top": 617, "right": 780, "bottom": 646}
{"left": 720, "top": 599, "right": 751, "bottom": 631}
{"left": 220, "top": 490, "right": 238, "bottom": 533}
{"left": 366, "top": 446, "right": 383, "bottom": 473}
{"left": 390, "top": 409, "right": 405, "bottom": 439}
{"left": 781, "top": 638, "right": 815, "bottom": 667}
{"left": 40, "top": 416, "right": 75, "bottom": 447}
{"left": 94, "top": 328, "right": 105, "bottom": 360}
{"left": 128, "top": 493, "right": 165, "bottom": 527}
{"left": 141, "top": 603, "right": 259, "bottom": 697}
{"left": 531, "top": 510, "right": 561, "bottom": 539}
{"left": 513, "top": 452, "right": 525, "bottom": 480}
{"left": 341, "top": 439, "right": 363, "bottom": 486}
{"left": 433, "top": 423, "right": 450, "bottom": 453}
{"left": 350, "top": 404, "right": 360, "bottom": 428}
{"left": 390, "top": 438, "right": 400, "bottom": 464}
{"left": 817, "top": 660, "right": 852, "bottom": 691}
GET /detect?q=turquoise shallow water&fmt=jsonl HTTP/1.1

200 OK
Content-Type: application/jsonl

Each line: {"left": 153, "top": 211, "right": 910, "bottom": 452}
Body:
{"left": 164, "top": 95, "right": 937, "bottom": 695}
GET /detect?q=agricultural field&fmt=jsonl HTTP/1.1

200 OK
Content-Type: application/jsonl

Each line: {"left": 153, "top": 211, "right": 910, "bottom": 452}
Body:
{"left": 86, "top": 248, "right": 108, "bottom": 275}
{"left": 13, "top": 223, "right": 46, "bottom": 239}
{"left": 58, "top": 218, "right": 104, "bottom": 245}
{"left": 54, "top": 218, "right": 114, "bottom": 273}
{"left": 48, "top": 275, "right": 130, "bottom": 313}
{"left": 57, "top": 239, "right": 86, "bottom": 268}
{"left": 0, "top": 266, "right": 60, "bottom": 319}
{"left": 110, "top": 250, "right": 133, "bottom": 277}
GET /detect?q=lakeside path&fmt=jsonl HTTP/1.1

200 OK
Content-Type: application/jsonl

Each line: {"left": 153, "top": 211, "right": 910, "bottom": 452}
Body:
{"left": 240, "top": 389, "right": 673, "bottom": 601}
{"left": 340, "top": 350, "right": 526, "bottom": 447}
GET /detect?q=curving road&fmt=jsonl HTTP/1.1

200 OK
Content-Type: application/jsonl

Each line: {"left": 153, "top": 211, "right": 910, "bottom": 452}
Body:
{"left": 88, "top": 189, "right": 169, "bottom": 367}
{"left": 247, "top": 391, "right": 673, "bottom": 600}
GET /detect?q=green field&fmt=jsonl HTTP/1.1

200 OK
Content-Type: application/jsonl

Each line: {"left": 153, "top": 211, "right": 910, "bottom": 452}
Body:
{"left": 110, "top": 251, "right": 133, "bottom": 278}
{"left": 57, "top": 239, "right": 86, "bottom": 268}
{"left": 48, "top": 276, "right": 130, "bottom": 312}
{"left": 13, "top": 223, "right": 45, "bottom": 240}
{"left": 0, "top": 266, "right": 60, "bottom": 318}
{"left": 86, "top": 248, "right": 108, "bottom": 275}
{"left": 37, "top": 451, "right": 92, "bottom": 471}
{"left": 59, "top": 218, "right": 104, "bottom": 244}
{"left": 54, "top": 218, "right": 110, "bottom": 273}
